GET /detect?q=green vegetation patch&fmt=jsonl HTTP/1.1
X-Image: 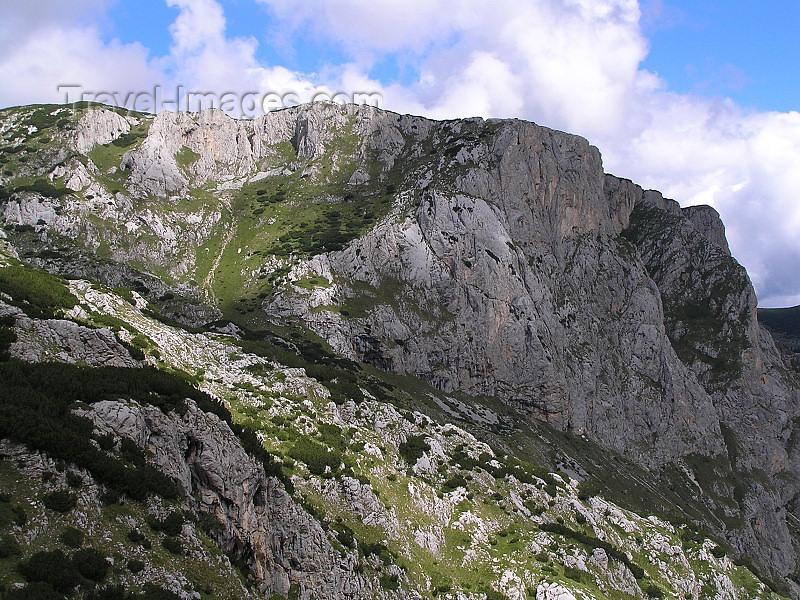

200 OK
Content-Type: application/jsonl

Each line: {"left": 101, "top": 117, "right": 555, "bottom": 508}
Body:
{"left": 0, "top": 262, "right": 77, "bottom": 318}
{"left": 398, "top": 435, "right": 430, "bottom": 465}
{"left": 176, "top": 146, "right": 201, "bottom": 169}
{"left": 0, "top": 362, "right": 198, "bottom": 501}
{"left": 289, "top": 438, "right": 342, "bottom": 476}
{"left": 88, "top": 119, "right": 150, "bottom": 180}
{"left": 7, "top": 179, "right": 74, "bottom": 199}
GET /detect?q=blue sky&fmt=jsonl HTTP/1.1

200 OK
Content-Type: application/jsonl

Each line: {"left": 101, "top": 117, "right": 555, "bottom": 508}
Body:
{"left": 641, "top": 1, "right": 800, "bottom": 113}
{"left": 1, "top": 0, "right": 799, "bottom": 306}
{"left": 99, "top": 0, "right": 800, "bottom": 113}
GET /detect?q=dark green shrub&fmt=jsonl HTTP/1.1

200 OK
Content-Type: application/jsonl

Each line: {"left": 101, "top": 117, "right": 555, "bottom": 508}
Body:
{"left": 379, "top": 573, "right": 400, "bottom": 591}
{"left": 433, "top": 578, "right": 452, "bottom": 594}
{"left": 317, "top": 423, "right": 345, "bottom": 450}
{"left": 360, "top": 540, "right": 393, "bottom": 564}
{"left": 17, "top": 549, "right": 80, "bottom": 593}
{"left": 12, "top": 179, "right": 73, "bottom": 199}
{"left": 149, "top": 511, "right": 184, "bottom": 536}
{"left": 140, "top": 583, "right": 181, "bottom": 600}
{"left": 0, "top": 533, "right": 21, "bottom": 558}
{"left": 681, "top": 528, "right": 705, "bottom": 545}
{"left": 328, "top": 381, "right": 364, "bottom": 405}
{"left": 65, "top": 471, "right": 83, "bottom": 488}
{"left": 0, "top": 263, "right": 77, "bottom": 319}
{"left": 127, "top": 559, "right": 145, "bottom": 573}
{"left": 443, "top": 473, "right": 468, "bottom": 490}
{"left": 332, "top": 522, "right": 356, "bottom": 549}
{"left": 127, "top": 529, "right": 150, "bottom": 547}
{"left": 73, "top": 547, "right": 110, "bottom": 581}
{"left": 86, "top": 584, "right": 133, "bottom": 600}
{"left": 0, "top": 362, "right": 187, "bottom": 501}
{"left": 711, "top": 545, "right": 726, "bottom": 559}
{"left": 161, "top": 536, "right": 183, "bottom": 555}
{"left": 577, "top": 479, "right": 601, "bottom": 500}
{"left": 111, "top": 133, "right": 143, "bottom": 148}
{"left": 289, "top": 438, "right": 341, "bottom": 476}
{"left": 4, "top": 581, "right": 65, "bottom": 600}
{"left": 646, "top": 584, "right": 665, "bottom": 598}
{"left": 564, "top": 566, "right": 584, "bottom": 582}
{"left": 11, "top": 505, "right": 27, "bottom": 525}
{"left": 42, "top": 490, "right": 77, "bottom": 513}
{"left": 398, "top": 435, "right": 429, "bottom": 464}
{"left": 23, "top": 108, "right": 61, "bottom": 131}
{"left": 59, "top": 526, "right": 84, "bottom": 548}
{"left": 0, "top": 320, "right": 16, "bottom": 362}
{"left": 97, "top": 433, "right": 115, "bottom": 451}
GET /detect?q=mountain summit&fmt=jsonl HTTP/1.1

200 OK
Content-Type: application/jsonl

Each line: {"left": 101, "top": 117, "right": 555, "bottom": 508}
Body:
{"left": 0, "top": 101, "right": 798, "bottom": 599}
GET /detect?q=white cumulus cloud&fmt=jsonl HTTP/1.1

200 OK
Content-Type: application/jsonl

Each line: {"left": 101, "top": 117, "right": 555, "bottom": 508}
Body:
{"left": 256, "top": 0, "right": 800, "bottom": 306}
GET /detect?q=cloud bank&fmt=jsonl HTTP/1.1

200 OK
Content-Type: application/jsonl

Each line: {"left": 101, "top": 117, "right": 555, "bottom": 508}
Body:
{"left": 0, "top": 0, "right": 798, "bottom": 306}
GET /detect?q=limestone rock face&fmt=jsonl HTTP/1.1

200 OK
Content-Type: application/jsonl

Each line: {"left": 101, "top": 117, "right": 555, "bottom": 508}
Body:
{"left": 2, "top": 101, "right": 799, "bottom": 594}
{"left": 256, "top": 107, "right": 799, "bottom": 588}
{"left": 282, "top": 117, "right": 724, "bottom": 469}
{"left": 683, "top": 204, "right": 731, "bottom": 255}
{"left": 536, "top": 582, "right": 578, "bottom": 600}
{"left": 73, "top": 107, "right": 133, "bottom": 153}
{"left": 0, "top": 301, "right": 138, "bottom": 367}
{"left": 88, "top": 398, "right": 377, "bottom": 599}
{"left": 619, "top": 177, "right": 800, "bottom": 580}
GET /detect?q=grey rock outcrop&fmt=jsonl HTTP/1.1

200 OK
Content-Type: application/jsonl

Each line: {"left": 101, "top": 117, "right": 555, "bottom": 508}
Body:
{"left": 2, "top": 101, "right": 798, "bottom": 594}
{"left": 682, "top": 204, "right": 731, "bottom": 255}
{"left": 258, "top": 107, "right": 799, "bottom": 590}
{"left": 73, "top": 107, "right": 133, "bottom": 154}
{"left": 121, "top": 107, "right": 298, "bottom": 196}
{"left": 274, "top": 115, "right": 724, "bottom": 468}
{"left": 619, "top": 178, "right": 800, "bottom": 584}
{"left": 88, "top": 398, "right": 381, "bottom": 599}
{"left": 0, "top": 301, "right": 138, "bottom": 367}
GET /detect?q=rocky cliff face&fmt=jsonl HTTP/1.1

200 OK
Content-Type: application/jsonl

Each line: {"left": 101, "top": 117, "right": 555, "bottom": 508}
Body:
{"left": 86, "top": 398, "right": 374, "bottom": 599}
{"left": 620, "top": 180, "right": 800, "bottom": 580}
{"left": 0, "top": 252, "right": 785, "bottom": 600}
{"left": 0, "top": 101, "right": 798, "bottom": 597}
{"left": 297, "top": 119, "right": 722, "bottom": 469}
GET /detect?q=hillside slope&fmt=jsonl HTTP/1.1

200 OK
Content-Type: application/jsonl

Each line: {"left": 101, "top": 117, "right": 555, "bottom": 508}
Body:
{"left": 0, "top": 249, "right": 783, "bottom": 599}
{"left": 0, "top": 101, "right": 798, "bottom": 596}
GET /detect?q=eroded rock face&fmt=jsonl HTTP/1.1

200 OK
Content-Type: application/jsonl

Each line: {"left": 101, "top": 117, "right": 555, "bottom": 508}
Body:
{"left": 73, "top": 108, "right": 133, "bottom": 154}
{"left": 274, "top": 117, "right": 723, "bottom": 470}
{"left": 2, "top": 101, "right": 799, "bottom": 594}
{"left": 536, "top": 582, "right": 577, "bottom": 600}
{"left": 259, "top": 107, "right": 799, "bottom": 588}
{"left": 88, "top": 398, "right": 378, "bottom": 599}
{"left": 619, "top": 177, "right": 800, "bottom": 582}
{"left": 682, "top": 204, "right": 731, "bottom": 255}
{"left": 0, "top": 301, "right": 138, "bottom": 367}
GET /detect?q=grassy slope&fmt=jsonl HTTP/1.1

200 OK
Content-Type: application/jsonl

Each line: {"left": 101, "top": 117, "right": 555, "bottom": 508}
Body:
{"left": 26, "top": 269, "right": 776, "bottom": 598}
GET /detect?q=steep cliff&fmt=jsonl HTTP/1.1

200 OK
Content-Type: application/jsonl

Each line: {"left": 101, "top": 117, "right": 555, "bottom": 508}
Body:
{"left": 0, "top": 250, "right": 784, "bottom": 599}
{"left": 0, "top": 101, "right": 798, "bottom": 597}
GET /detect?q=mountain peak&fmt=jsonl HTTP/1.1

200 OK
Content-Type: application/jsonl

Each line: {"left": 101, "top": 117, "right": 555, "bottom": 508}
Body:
{"left": 0, "top": 102, "right": 798, "bottom": 598}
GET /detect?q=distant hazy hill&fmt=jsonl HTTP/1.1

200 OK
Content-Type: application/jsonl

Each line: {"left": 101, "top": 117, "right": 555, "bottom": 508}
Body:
{"left": 759, "top": 306, "right": 800, "bottom": 349}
